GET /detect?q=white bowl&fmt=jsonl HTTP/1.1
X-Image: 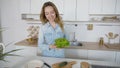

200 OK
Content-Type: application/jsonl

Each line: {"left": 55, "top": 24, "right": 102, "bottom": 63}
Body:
{"left": 25, "top": 60, "right": 44, "bottom": 68}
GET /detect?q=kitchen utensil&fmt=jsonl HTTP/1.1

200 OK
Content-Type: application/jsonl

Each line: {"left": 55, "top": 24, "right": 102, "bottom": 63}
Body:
{"left": 114, "top": 34, "right": 119, "bottom": 39}
{"left": 108, "top": 32, "right": 113, "bottom": 38}
{"left": 105, "top": 33, "right": 119, "bottom": 44}
{"left": 104, "top": 44, "right": 109, "bottom": 48}
{"left": 105, "top": 34, "right": 109, "bottom": 38}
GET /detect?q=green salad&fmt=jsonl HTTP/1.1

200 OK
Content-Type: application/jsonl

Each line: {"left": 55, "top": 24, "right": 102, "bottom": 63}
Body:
{"left": 55, "top": 38, "right": 70, "bottom": 48}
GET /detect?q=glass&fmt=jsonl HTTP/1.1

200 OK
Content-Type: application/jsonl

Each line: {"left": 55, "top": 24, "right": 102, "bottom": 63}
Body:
{"left": 108, "top": 38, "right": 115, "bottom": 44}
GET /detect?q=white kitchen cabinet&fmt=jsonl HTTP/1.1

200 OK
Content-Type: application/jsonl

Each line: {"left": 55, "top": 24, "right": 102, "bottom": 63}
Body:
{"left": 63, "top": 0, "right": 89, "bottom": 21}
{"left": 30, "top": 0, "right": 48, "bottom": 14}
{"left": 63, "top": 0, "right": 76, "bottom": 21}
{"left": 30, "top": 0, "right": 64, "bottom": 14}
{"left": 116, "top": 0, "right": 120, "bottom": 14}
{"left": 15, "top": 46, "right": 37, "bottom": 56}
{"left": 115, "top": 52, "right": 120, "bottom": 64}
{"left": 89, "top": 0, "right": 117, "bottom": 14}
{"left": 88, "top": 50, "right": 116, "bottom": 62}
{"left": 89, "top": 0, "right": 102, "bottom": 14}
{"left": 19, "top": 0, "right": 31, "bottom": 14}
{"left": 102, "top": 0, "right": 116, "bottom": 14}
{"left": 52, "top": 0, "right": 64, "bottom": 14}
{"left": 65, "top": 49, "right": 88, "bottom": 59}
{"left": 77, "top": 0, "right": 89, "bottom": 21}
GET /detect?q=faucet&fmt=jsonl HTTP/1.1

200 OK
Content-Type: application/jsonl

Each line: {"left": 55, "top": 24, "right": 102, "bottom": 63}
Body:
{"left": 73, "top": 32, "right": 76, "bottom": 42}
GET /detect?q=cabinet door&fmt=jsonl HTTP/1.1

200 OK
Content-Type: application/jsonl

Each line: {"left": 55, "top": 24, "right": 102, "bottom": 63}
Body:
{"left": 116, "top": 0, "right": 120, "bottom": 14}
{"left": 115, "top": 52, "right": 120, "bottom": 64}
{"left": 88, "top": 50, "right": 116, "bottom": 62}
{"left": 65, "top": 49, "right": 88, "bottom": 59}
{"left": 77, "top": 0, "right": 89, "bottom": 21}
{"left": 89, "top": 0, "right": 102, "bottom": 14}
{"left": 19, "top": 0, "right": 30, "bottom": 14}
{"left": 31, "top": 0, "right": 48, "bottom": 14}
{"left": 102, "top": 0, "right": 116, "bottom": 14}
{"left": 52, "top": 0, "right": 64, "bottom": 14}
{"left": 16, "top": 46, "right": 37, "bottom": 56}
{"left": 63, "top": 0, "right": 76, "bottom": 21}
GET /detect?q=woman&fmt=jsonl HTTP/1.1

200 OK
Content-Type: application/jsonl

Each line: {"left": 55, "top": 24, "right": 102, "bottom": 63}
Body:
{"left": 38, "top": 1, "right": 66, "bottom": 58}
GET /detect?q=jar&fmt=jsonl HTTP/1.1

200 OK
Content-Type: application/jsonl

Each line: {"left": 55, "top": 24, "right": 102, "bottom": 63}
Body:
{"left": 99, "top": 37, "right": 104, "bottom": 46}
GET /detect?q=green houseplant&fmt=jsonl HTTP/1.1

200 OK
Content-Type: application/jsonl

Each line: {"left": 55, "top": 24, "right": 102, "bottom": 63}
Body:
{"left": 0, "top": 27, "right": 22, "bottom": 61}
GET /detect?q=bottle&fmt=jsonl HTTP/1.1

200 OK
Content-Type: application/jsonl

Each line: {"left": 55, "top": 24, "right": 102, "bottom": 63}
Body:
{"left": 99, "top": 37, "right": 104, "bottom": 46}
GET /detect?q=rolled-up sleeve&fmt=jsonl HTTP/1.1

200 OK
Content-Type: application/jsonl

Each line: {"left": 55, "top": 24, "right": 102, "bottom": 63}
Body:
{"left": 38, "top": 26, "right": 49, "bottom": 51}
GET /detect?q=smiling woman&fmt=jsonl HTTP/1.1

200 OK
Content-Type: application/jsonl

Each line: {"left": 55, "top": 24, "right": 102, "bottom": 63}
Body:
{"left": 38, "top": 1, "right": 68, "bottom": 58}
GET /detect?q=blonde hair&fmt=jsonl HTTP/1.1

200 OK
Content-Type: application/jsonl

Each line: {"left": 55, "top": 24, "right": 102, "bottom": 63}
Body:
{"left": 40, "top": 1, "right": 64, "bottom": 31}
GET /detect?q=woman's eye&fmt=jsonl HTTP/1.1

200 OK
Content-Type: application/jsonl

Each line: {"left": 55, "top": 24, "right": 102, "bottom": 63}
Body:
{"left": 45, "top": 13, "right": 49, "bottom": 15}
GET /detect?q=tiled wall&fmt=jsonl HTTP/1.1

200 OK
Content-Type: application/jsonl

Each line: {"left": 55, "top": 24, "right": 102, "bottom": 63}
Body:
{"left": 26, "top": 22, "right": 120, "bottom": 43}
{"left": 64, "top": 23, "right": 120, "bottom": 43}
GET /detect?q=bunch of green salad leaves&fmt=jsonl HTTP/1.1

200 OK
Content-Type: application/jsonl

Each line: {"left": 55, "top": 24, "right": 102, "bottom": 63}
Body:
{"left": 55, "top": 38, "right": 70, "bottom": 48}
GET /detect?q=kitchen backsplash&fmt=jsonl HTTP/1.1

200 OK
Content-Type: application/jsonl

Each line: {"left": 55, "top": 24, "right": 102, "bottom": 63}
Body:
{"left": 26, "top": 23, "right": 120, "bottom": 44}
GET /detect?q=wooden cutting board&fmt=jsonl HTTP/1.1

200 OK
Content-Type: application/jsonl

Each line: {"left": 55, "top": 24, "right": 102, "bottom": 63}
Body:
{"left": 52, "top": 61, "right": 76, "bottom": 68}
{"left": 81, "top": 62, "right": 90, "bottom": 68}
{"left": 104, "top": 43, "right": 120, "bottom": 49}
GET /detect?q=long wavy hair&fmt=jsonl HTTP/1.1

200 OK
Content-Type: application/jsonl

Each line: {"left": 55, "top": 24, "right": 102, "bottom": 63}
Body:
{"left": 40, "top": 1, "right": 64, "bottom": 31}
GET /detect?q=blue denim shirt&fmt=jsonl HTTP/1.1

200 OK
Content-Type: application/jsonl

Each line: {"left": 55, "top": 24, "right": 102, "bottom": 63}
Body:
{"left": 38, "top": 22, "right": 66, "bottom": 58}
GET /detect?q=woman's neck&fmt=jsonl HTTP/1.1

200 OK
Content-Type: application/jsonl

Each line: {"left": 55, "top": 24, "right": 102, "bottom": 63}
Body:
{"left": 49, "top": 21, "right": 56, "bottom": 28}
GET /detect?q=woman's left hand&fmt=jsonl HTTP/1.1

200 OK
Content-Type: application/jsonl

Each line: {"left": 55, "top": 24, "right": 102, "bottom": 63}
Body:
{"left": 49, "top": 45, "right": 56, "bottom": 49}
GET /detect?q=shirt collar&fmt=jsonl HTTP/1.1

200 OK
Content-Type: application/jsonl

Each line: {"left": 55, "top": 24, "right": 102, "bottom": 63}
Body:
{"left": 46, "top": 22, "right": 59, "bottom": 29}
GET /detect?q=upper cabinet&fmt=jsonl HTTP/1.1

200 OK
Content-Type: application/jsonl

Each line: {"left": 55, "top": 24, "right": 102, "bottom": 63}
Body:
{"left": 89, "top": 0, "right": 120, "bottom": 14}
{"left": 63, "top": 0, "right": 89, "bottom": 21}
{"left": 89, "top": 0, "right": 102, "bottom": 14}
{"left": 52, "top": 0, "right": 64, "bottom": 14}
{"left": 19, "top": 0, "right": 120, "bottom": 21}
{"left": 116, "top": 0, "right": 120, "bottom": 14}
{"left": 102, "top": 0, "right": 116, "bottom": 14}
{"left": 63, "top": 0, "right": 76, "bottom": 21}
{"left": 19, "top": 0, "right": 64, "bottom": 14}
{"left": 19, "top": 0, "right": 31, "bottom": 14}
{"left": 30, "top": 0, "right": 48, "bottom": 14}
{"left": 77, "top": 0, "right": 89, "bottom": 21}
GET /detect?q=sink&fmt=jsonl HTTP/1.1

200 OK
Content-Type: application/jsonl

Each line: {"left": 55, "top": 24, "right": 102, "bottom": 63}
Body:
{"left": 70, "top": 41, "right": 83, "bottom": 46}
{"left": 91, "top": 65, "right": 120, "bottom": 68}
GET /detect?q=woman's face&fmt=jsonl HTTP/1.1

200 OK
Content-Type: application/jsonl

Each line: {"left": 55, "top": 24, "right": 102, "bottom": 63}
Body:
{"left": 44, "top": 6, "right": 56, "bottom": 22}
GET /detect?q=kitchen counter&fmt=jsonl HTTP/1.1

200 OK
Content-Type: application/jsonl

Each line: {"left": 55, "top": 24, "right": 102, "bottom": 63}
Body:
{"left": 15, "top": 39, "right": 120, "bottom": 51}
{"left": 15, "top": 39, "right": 37, "bottom": 47}
{"left": 9, "top": 56, "right": 120, "bottom": 68}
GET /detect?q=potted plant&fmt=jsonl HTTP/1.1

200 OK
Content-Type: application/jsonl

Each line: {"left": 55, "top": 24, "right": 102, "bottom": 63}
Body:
{"left": 0, "top": 27, "right": 22, "bottom": 62}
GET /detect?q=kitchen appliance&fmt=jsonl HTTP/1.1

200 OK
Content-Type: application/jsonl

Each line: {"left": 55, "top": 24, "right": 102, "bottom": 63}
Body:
{"left": 105, "top": 32, "right": 119, "bottom": 44}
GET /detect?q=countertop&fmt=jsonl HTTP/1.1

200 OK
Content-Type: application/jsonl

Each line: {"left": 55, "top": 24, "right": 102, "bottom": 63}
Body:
{"left": 9, "top": 56, "right": 120, "bottom": 68}
{"left": 15, "top": 39, "right": 120, "bottom": 51}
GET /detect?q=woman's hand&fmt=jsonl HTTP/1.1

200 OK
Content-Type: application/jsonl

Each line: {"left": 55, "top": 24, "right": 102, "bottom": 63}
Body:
{"left": 49, "top": 45, "right": 56, "bottom": 49}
